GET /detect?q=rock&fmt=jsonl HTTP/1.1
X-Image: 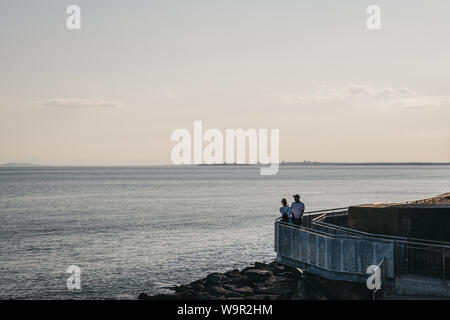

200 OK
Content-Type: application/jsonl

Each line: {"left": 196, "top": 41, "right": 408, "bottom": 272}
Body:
{"left": 192, "top": 293, "right": 219, "bottom": 300}
{"left": 174, "top": 284, "right": 191, "bottom": 293}
{"left": 138, "top": 293, "right": 149, "bottom": 299}
{"left": 138, "top": 293, "right": 179, "bottom": 300}
{"left": 205, "top": 273, "right": 223, "bottom": 286}
{"left": 248, "top": 294, "right": 279, "bottom": 300}
{"left": 138, "top": 260, "right": 369, "bottom": 300}
{"left": 233, "top": 286, "right": 254, "bottom": 296}
{"left": 204, "top": 285, "right": 232, "bottom": 296}
{"left": 255, "top": 282, "right": 295, "bottom": 298}
{"left": 243, "top": 269, "right": 273, "bottom": 282}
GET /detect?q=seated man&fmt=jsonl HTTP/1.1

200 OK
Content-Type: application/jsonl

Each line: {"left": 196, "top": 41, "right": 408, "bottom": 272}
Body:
{"left": 291, "top": 194, "right": 305, "bottom": 225}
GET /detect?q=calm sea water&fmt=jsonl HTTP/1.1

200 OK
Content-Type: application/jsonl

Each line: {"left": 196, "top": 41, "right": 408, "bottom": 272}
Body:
{"left": 0, "top": 165, "right": 449, "bottom": 299}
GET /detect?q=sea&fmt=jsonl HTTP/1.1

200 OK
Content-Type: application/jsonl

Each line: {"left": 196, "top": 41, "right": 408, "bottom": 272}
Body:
{"left": 0, "top": 165, "right": 449, "bottom": 299}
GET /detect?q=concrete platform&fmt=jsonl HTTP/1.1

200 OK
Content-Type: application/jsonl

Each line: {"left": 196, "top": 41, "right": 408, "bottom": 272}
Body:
{"left": 393, "top": 274, "right": 450, "bottom": 298}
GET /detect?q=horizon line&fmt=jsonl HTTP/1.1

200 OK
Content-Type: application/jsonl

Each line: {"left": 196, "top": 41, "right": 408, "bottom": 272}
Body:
{"left": 1, "top": 161, "right": 450, "bottom": 167}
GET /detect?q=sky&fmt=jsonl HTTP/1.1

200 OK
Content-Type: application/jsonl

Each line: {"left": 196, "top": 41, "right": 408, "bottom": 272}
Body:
{"left": 0, "top": 0, "right": 449, "bottom": 165}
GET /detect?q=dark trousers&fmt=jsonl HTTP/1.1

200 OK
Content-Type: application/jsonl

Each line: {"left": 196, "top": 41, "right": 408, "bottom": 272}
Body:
{"left": 293, "top": 217, "right": 302, "bottom": 226}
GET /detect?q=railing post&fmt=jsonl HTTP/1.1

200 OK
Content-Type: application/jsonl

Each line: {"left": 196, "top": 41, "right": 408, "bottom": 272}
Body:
{"left": 406, "top": 242, "right": 409, "bottom": 274}
{"left": 443, "top": 247, "right": 446, "bottom": 282}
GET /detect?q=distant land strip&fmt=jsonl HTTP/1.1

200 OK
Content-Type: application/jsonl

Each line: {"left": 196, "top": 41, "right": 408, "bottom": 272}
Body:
{"left": 1, "top": 162, "right": 450, "bottom": 167}
{"left": 196, "top": 162, "right": 450, "bottom": 166}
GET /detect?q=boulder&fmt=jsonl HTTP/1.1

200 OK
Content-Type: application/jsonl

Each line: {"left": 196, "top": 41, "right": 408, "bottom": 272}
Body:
{"left": 138, "top": 260, "right": 370, "bottom": 300}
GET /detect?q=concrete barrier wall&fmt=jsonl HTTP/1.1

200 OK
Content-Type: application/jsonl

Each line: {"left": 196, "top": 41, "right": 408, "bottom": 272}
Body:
{"left": 348, "top": 206, "right": 450, "bottom": 242}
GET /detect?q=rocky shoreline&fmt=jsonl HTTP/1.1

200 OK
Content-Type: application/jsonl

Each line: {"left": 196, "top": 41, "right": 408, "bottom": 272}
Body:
{"left": 139, "top": 261, "right": 371, "bottom": 300}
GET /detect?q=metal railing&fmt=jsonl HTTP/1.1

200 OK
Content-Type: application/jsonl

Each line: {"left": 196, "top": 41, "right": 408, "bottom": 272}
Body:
{"left": 275, "top": 208, "right": 450, "bottom": 284}
{"left": 310, "top": 210, "right": 450, "bottom": 281}
{"left": 275, "top": 216, "right": 395, "bottom": 283}
{"left": 395, "top": 242, "right": 450, "bottom": 281}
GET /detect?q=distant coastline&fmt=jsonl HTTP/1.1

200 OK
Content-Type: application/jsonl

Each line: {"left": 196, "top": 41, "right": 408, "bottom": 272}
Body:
{"left": 198, "top": 161, "right": 450, "bottom": 166}
{"left": 1, "top": 161, "right": 449, "bottom": 167}
{"left": 0, "top": 163, "right": 46, "bottom": 167}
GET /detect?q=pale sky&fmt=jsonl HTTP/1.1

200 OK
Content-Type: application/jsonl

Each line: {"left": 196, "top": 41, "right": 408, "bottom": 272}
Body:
{"left": 1, "top": 0, "right": 449, "bottom": 165}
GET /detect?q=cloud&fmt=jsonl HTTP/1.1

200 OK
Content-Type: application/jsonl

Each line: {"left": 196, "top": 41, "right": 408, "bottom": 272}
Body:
{"left": 342, "top": 84, "right": 416, "bottom": 98}
{"left": 31, "top": 98, "right": 126, "bottom": 109}
{"left": 264, "top": 84, "right": 416, "bottom": 105}
{"left": 387, "top": 95, "right": 450, "bottom": 109}
{"left": 154, "top": 90, "right": 176, "bottom": 100}
{"left": 263, "top": 84, "right": 450, "bottom": 111}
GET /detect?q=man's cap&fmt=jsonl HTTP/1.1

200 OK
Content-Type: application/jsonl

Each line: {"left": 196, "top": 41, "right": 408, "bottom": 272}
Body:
{"left": 293, "top": 194, "right": 300, "bottom": 198}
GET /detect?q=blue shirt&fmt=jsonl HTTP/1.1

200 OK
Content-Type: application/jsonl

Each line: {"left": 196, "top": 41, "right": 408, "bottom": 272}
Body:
{"left": 280, "top": 206, "right": 293, "bottom": 223}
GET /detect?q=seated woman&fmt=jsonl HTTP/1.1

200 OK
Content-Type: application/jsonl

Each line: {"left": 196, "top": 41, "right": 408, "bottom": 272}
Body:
{"left": 279, "top": 198, "right": 293, "bottom": 223}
